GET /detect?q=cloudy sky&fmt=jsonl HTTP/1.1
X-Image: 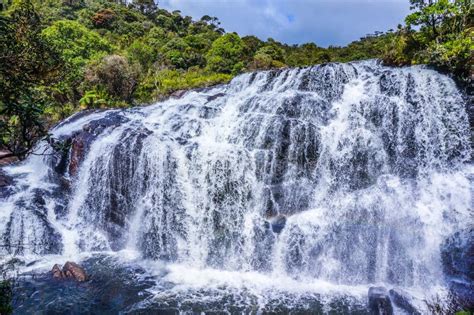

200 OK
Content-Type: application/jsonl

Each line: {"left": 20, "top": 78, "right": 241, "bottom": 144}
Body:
{"left": 160, "top": 0, "right": 410, "bottom": 47}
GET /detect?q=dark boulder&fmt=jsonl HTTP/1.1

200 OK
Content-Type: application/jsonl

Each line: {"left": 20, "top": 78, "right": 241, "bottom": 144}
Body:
{"left": 0, "top": 169, "right": 13, "bottom": 198}
{"left": 448, "top": 280, "right": 474, "bottom": 309}
{"left": 51, "top": 262, "right": 87, "bottom": 282}
{"left": 368, "top": 286, "right": 393, "bottom": 315}
{"left": 270, "top": 214, "right": 286, "bottom": 234}
{"left": 67, "top": 112, "right": 128, "bottom": 177}
{"left": 441, "top": 228, "right": 474, "bottom": 282}
{"left": 441, "top": 227, "right": 474, "bottom": 309}
{"left": 206, "top": 92, "right": 226, "bottom": 103}
{"left": 389, "top": 288, "right": 421, "bottom": 315}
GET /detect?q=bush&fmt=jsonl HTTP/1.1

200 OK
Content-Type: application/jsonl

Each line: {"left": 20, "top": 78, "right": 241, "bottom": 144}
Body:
{"left": 136, "top": 67, "right": 232, "bottom": 101}
{"left": 84, "top": 55, "right": 139, "bottom": 102}
{"left": 91, "top": 8, "right": 116, "bottom": 28}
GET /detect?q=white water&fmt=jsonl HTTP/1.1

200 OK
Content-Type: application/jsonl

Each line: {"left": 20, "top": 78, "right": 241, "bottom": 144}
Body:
{"left": 0, "top": 60, "right": 472, "bottom": 311}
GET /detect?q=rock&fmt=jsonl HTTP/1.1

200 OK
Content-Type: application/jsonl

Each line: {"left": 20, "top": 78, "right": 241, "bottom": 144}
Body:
{"left": 389, "top": 288, "right": 421, "bottom": 315}
{"left": 368, "top": 286, "right": 393, "bottom": 315}
{"left": 206, "top": 92, "right": 226, "bottom": 102}
{"left": 449, "top": 280, "right": 474, "bottom": 309}
{"left": 51, "top": 264, "right": 64, "bottom": 279}
{"left": 170, "top": 90, "right": 187, "bottom": 99}
{"left": 67, "top": 113, "right": 128, "bottom": 177}
{"left": 0, "top": 150, "right": 18, "bottom": 166}
{"left": 68, "top": 132, "right": 93, "bottom": 176}
{"left": 270, "top": 214, "right": 286, "bottom": 234}
{"left": 0, "top": 169, "right": 14, "bottom": 198}
{"left": 51, "top": 262, "right": 87, "bottom": 282}
{"left": 63, "top": 261, "right": 87, "bottom": 282}
{"left": 441, "top": 228, "right": 474, "bottom": 282}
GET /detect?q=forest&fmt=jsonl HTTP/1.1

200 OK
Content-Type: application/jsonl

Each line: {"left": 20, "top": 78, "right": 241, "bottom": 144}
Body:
{"left": 0, "top": 0, "right": 472, "bottom": 160}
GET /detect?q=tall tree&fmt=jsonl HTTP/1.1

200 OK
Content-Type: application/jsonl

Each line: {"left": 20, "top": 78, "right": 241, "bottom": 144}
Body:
{"left": 0, "top": 0, "right": 61, "bottom": 159}
{"left": 131, "top": 0, "right": 158, "bottom": 16}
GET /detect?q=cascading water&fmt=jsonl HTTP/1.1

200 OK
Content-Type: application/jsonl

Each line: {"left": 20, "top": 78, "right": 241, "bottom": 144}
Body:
{"left": 0, "top": 60, "right": 472, "bottom": 313}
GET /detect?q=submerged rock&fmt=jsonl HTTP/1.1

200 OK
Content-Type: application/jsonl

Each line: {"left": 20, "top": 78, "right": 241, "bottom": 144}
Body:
{"left": 389, "top": 288, "right": 421, "bottom": 315}
{"left": 51, "top": 262, "right": 87, "bottom": 282}
{"left": 270, "top": 214, "right": 287, "bottom": 234}
{"left": 368, "top": 286, "right": 393, "bottom": 315}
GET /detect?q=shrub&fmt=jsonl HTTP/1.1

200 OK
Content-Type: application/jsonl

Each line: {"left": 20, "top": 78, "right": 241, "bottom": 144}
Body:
{"left": 84, "top": 55, "right": 139, "bottom": 102}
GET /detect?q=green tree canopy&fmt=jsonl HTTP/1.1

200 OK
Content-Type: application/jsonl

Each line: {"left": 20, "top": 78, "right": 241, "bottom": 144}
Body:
{"left": 206, "top": 33, "right": 245, "bottom": 74}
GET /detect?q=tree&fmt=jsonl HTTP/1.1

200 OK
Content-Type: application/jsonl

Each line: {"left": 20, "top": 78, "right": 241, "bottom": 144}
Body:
{"left": 42, "top": 20, "right": 112, "bottom": 67}
{"left": 206, "top": 33, "right": 245, "bottom": 74}
{"left": 84, "top": 55, "right": 139, "bottom": 102}
{"left": 0, "top": 0, "right": 62, "bottom": 159}
{"left": 131, "top": 0, "right": 158, "bottom": 16}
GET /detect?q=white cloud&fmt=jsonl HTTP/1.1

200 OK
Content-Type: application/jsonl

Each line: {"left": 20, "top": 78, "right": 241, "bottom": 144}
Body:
{"left": 159, "top": 0, "right": 410, "bottom": 47}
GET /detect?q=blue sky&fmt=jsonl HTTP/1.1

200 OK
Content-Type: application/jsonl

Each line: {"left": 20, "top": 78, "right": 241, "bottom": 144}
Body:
{"left": 160, "top": 0, "right": 411, "bottom": 47}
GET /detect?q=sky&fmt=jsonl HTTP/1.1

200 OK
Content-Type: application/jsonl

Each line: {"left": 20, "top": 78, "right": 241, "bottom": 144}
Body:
{"left": 159, "top": 0, "right": 411, "bottom": 47}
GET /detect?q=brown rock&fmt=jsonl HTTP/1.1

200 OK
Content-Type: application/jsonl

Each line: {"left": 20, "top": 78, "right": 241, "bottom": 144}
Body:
{"left": 170, "top": 89, "right": 187, "bottom": 99}
{"left": 51, "top": 262, "right": 88, "bottom": 282}
{"left": 63, "top": 261, "right": 87, "bottom": 282}
{"left": 51, "top": 264, "right": 64, "bottom": 279}
{"left": 68, "top": 137, "right": 86, "bottom": 177}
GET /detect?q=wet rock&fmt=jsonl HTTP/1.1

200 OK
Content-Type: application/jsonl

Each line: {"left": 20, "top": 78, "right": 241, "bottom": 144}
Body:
{"left": 449, "top": 279, "right": 474, "bottom": 309}
{"left": 51, "top": 262, "right": 87, "bottom": 282}
{"left": 0, "top": 150, "right": 19, "bottom": 166}
{"left": 0, "top": 169, "right": 14, "bottom": 198}
{"left": 206, "top": 92, "right": 226, "bottom": 102}
{"left": 270, "top": 214, "right": 286, "bottom": 234}
{"left": 170, "top": 89, "right": 187, "bottom": 99}
{"left": 368, "top": 286, "right": 393, "bottom": 315}
{"left": 441, "top": 228, "right": 474, "bottom": 308}
{"left": 51, "top": 264, "right": 64, "bottom": 279}
{"left": 389, "top": 288, "right": 421, "bottom": 315}
{"left": 67, "top": 113, "right": 128, "bottom": 177}
{"left": 68, "top": 131, "right": 94, "bottom": 176}
{"left": 441, "top": 228, "right": 474, "bottom": 282}
{"left": 63, "top": 262, "right": 88, "bottom": 282}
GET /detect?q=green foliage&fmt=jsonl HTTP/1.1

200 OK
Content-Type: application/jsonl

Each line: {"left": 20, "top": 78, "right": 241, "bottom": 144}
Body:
{"left": 206, "top": 33, "right": 245, "bottom": 74}
{"left": 136, "top": 68, "right": 232, "bottom": 102}
{"left": 84, "top": 55, "right": 139, "bottom": 102}
{"left": 0, "top": 0, "right": 62, "bottom": 158}
{"left": 42, "top": 19, "right": 112, "bottom": 67}
{"left": 383, "top": 0, "right": 473, "bottom": 84}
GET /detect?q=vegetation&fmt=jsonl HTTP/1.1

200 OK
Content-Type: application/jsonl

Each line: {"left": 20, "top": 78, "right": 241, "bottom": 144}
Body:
{"left": 0, "top": 0, "right": 472, "bottom": 160}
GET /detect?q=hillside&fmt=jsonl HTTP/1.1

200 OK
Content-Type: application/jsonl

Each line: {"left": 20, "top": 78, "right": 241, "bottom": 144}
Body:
{"left": 0, "top": 0, "right": 472, "bottom": 159}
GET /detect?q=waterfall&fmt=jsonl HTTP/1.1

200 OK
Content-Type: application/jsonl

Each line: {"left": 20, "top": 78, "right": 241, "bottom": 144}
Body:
{"left": 1, "top": 60, "right": 472, "bottom": 312}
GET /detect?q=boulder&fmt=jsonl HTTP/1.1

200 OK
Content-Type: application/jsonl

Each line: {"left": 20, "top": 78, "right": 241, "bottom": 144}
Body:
{"left": 51, "top": 264, "right": 64, "bottom": 279}
{"left": 389, "top": 288, "right": 421, "bottom": 315}
{"left": 368, "top": 286, "right": 393, "bottom": 315}
{"left": 206, "top": 92, "right": 226, "bottom": 102}
{"left": 0, "top": 169, "right": 13, "bottom": 198}
{"left": 270, "top": 214, "right": 286, "bottom": 234}
{"left": 68, "top": 132, "right": 93, "bottom": 177}
{"left": 67, "top": 113, "right": 128, "bottom": 177}
{"left": 51, "top": 262, "right": 87, "bottom": 282}
{"left": 170, "top": 90, "right": 187, "bottom": 99}
{"left": 441, "top": 228, "right": 474, "bottom": 282}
